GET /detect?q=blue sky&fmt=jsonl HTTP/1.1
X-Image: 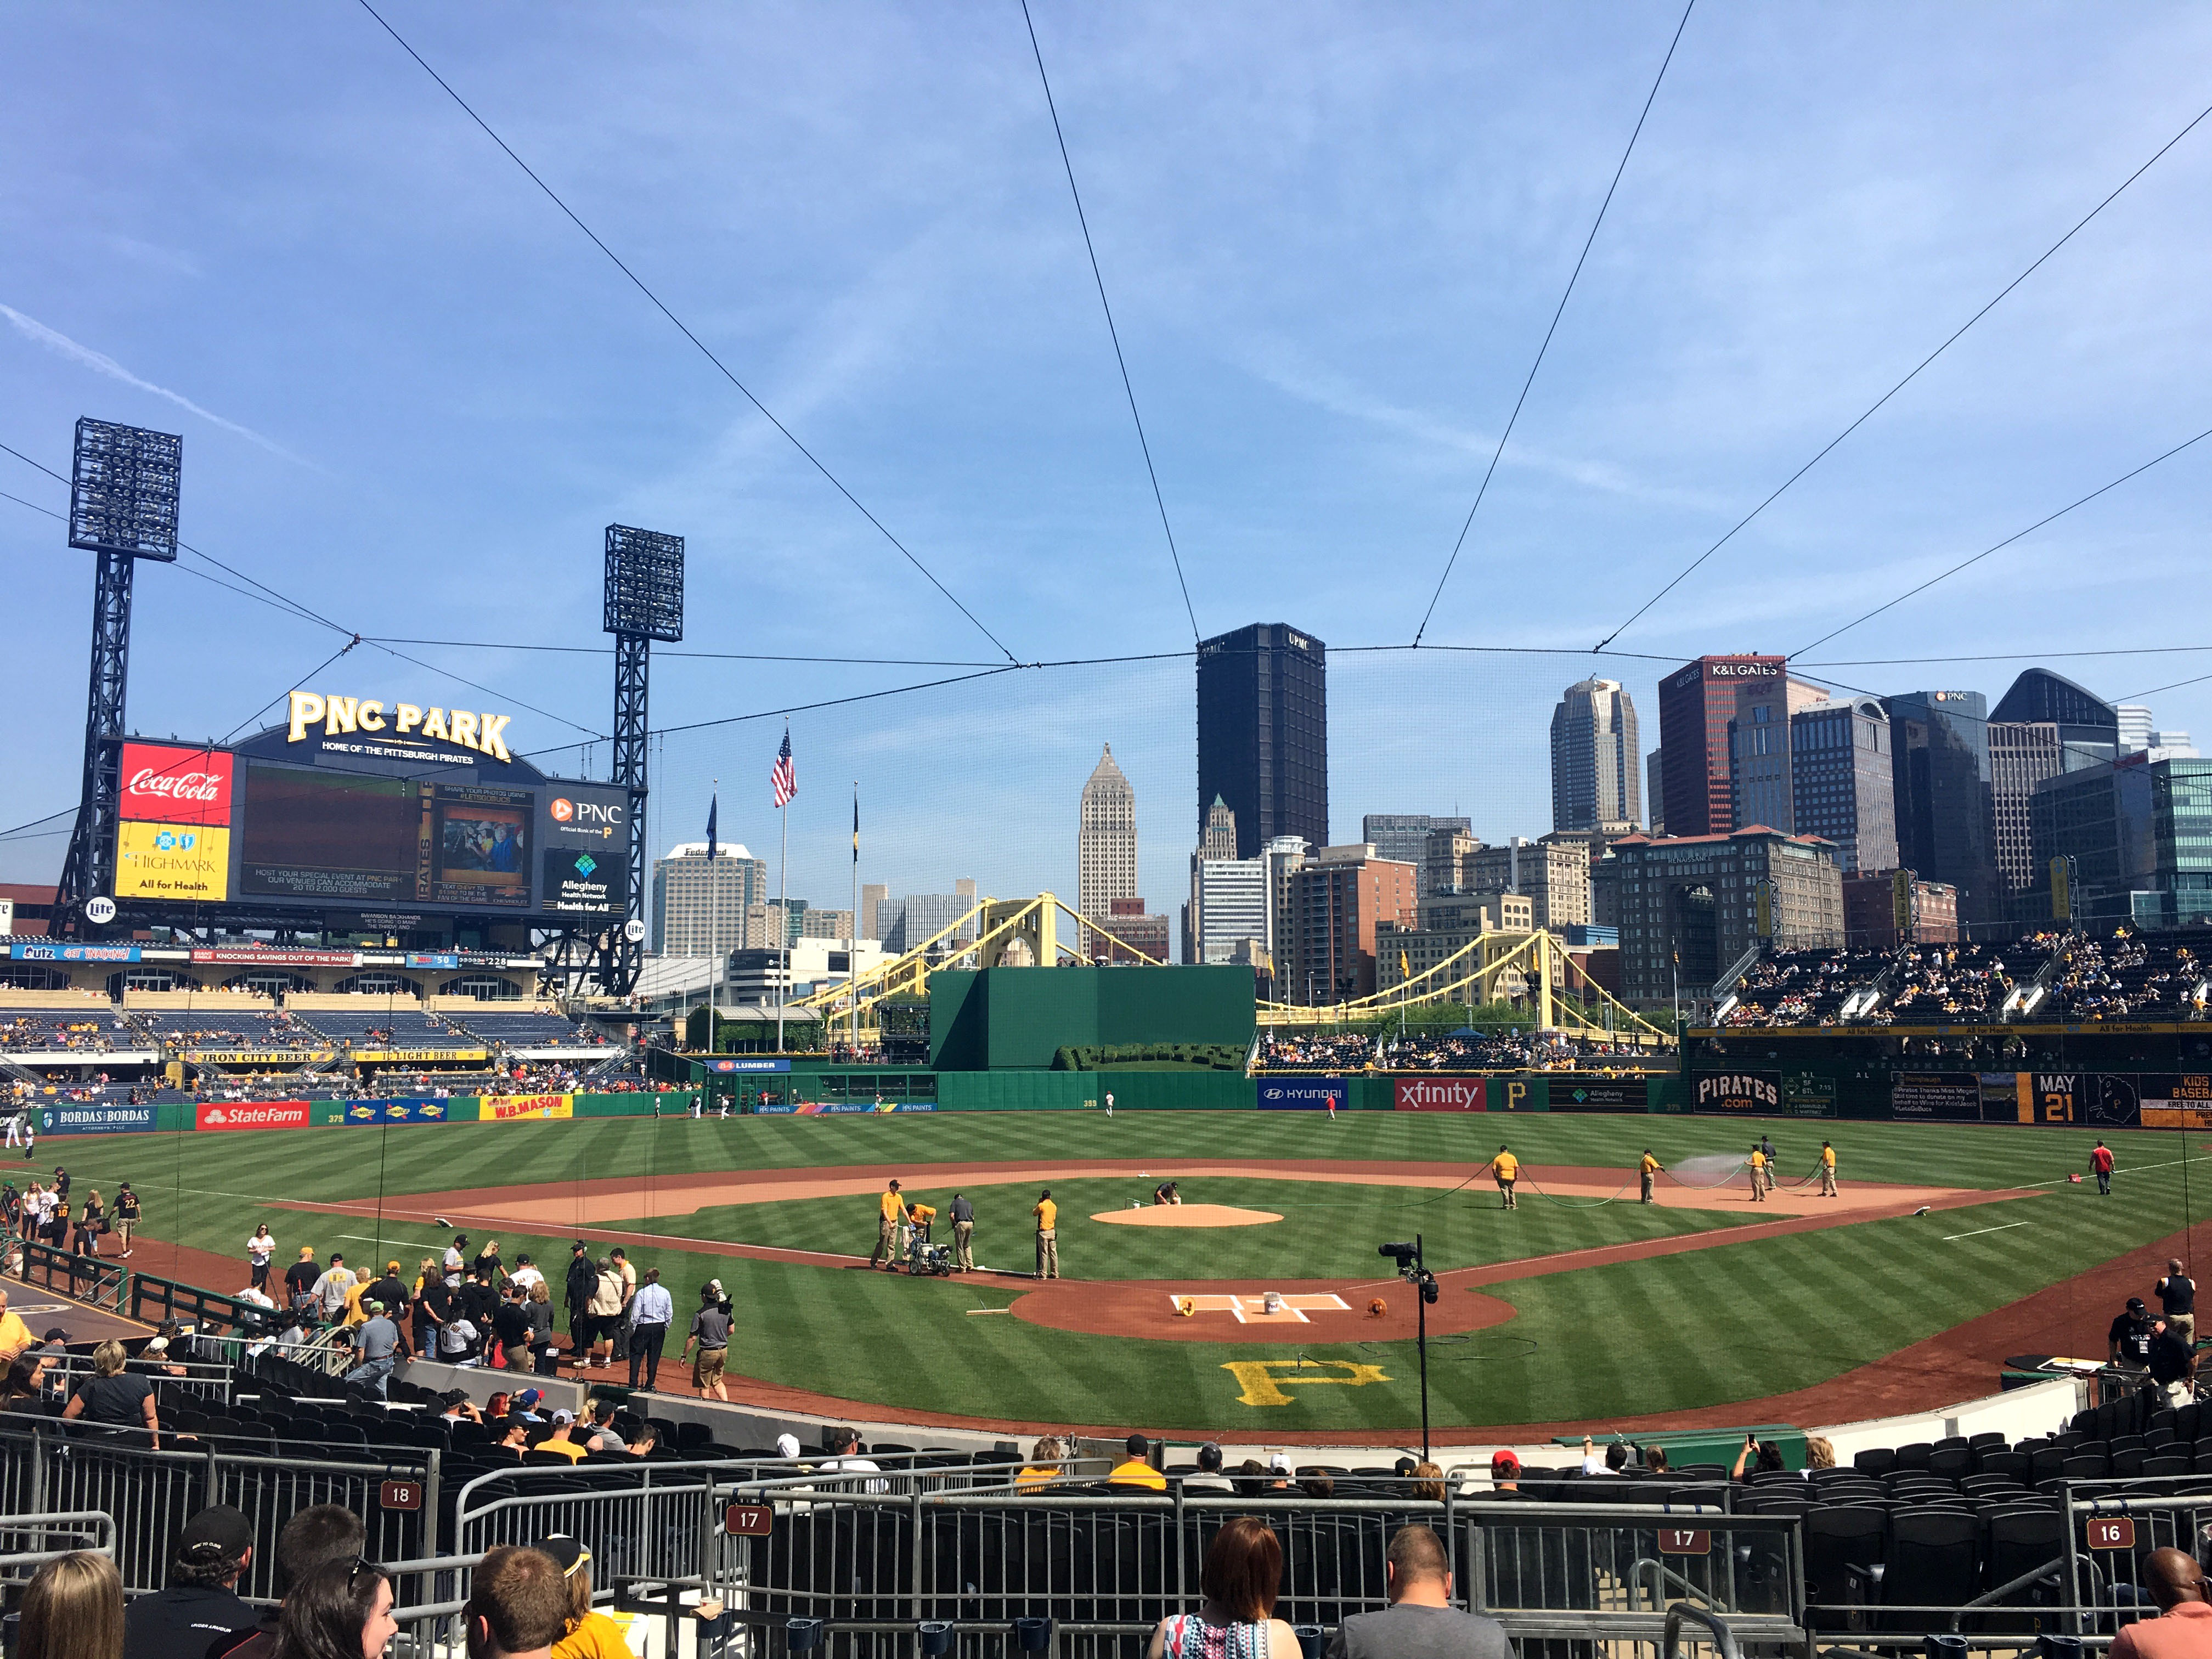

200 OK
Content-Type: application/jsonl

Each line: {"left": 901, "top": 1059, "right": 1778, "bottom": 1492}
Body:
{"left": 5, "top": 3, "right": 2210, "bottom": 925}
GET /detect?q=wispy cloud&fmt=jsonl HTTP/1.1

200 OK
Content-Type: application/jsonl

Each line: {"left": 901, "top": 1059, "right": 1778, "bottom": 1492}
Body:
{"left": 0, "top": 303, "right": 311, "bottom": 466}
{"left": 1236, "top": 342, "right": 1734, "bottom": 514}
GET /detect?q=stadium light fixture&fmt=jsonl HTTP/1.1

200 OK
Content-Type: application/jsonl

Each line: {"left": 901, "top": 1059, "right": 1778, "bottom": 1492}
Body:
{"left": 603, "top": 524, "right": 685, "bottom": 642}
{"left": 69, "top": 417, "right": 182, "bottom": 562}
{"left": 1712, "top": 993, "right": 1739, "bottom": 1022}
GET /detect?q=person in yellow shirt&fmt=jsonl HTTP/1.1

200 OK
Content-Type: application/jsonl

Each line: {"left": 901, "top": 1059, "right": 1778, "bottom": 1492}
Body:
{"left": 0, "top": 1288, "right": 32, "bottom": 1365}
{"left": 904, "top": 1202, "right": 937, "bottom": 1271}
{"left": 1107, "top": 1432, "right": 1165, "bottom": 1490}
{"left": 1639, "top": 1149, "right": 1663, "bottom": 1204}
{"left": 1488, "top": 1146, "right": 1519, "bottom": 1210}
{"left": 870, "top": 1180, "right": 904, "bottom": 1271}
{"left": 1747, "top": 1144, "right": 1769, "bottom": 1202}
{"left": 541, "top": 1534, "right": 629, "bottom": 1659}
{"left": 1015, "top": 1434, "right": 1066, "bottom": 1490}
{"left": 1034, "top": 1189, "right": 1059, "bottom": 1279}
{"left": 1819, "top": 1140, "right": 1838, "bottom": 1197}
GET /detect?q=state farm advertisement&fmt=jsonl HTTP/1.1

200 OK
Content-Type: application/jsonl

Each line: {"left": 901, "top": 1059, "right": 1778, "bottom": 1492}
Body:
{"left": 195, "top": 1101, "right": 311, "bottom": 1132}
{"left": 1395, "top": 1077, "right": 1487, "bottom": 1111}
{"left": 120, "top": 742, "right": 235, "bottom": 826}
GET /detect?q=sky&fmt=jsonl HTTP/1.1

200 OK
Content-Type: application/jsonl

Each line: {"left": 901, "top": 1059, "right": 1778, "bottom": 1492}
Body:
{"left": 5, "top": 2, "right": 2210, "bottom": 932}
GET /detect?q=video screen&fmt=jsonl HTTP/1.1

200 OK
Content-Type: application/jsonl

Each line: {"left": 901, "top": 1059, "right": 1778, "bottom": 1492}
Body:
{"left": 239, "top": 765, "right": 535, "bottom": 911}
{"left": 424, "top": 788, "right": 532, "bottom": 907}
{"left": 240, "top": 765, "right": 418, "bottom": 903}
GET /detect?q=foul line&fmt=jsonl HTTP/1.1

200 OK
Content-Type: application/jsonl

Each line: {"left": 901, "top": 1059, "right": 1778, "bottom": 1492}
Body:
{"left": 1943, "top": 1220, "right": 2034, "bottom": 1243}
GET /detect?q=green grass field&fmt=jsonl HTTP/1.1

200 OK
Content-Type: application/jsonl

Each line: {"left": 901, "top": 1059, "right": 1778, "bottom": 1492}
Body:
{"left": 32, "top": 1110, "right": 2207, "bottom": 1436}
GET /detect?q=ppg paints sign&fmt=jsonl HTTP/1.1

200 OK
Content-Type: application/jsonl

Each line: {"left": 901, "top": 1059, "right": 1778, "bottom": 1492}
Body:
{"left": 1694, "top": 1072, "right": 1782, "bottom": 1110}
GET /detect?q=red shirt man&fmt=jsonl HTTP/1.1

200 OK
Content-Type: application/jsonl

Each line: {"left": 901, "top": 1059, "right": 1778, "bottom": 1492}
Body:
{"left": 2111, "top": 1549, "right": 2212, "bottom": 1659}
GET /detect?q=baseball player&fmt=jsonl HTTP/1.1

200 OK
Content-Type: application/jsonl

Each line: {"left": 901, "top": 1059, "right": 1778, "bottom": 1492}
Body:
{"left": 2, "top": 1099, "right": 28, "bottom": 1154}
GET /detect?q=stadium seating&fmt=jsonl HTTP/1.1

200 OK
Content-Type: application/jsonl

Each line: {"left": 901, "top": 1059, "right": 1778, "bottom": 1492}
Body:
{"left": 133, "top": 1010, "right": 321, "bottom": 1050}
{"left": 1724, "top": 928, "right": 2211, "bottom": 1029}
{"left": 291, "top": 1009, "right": 473, "bottom": 1050}
{"left": 444, "top": 1011, "right": 606, "bottom": 1047}
{"left": 0, "top": 1008, "right": 141, "bottom": 1053}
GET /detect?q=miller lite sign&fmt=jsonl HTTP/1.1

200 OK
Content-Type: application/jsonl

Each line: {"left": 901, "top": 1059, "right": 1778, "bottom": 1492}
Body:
{"left": 119, "top": 743, "right": 234, "bottom": 826}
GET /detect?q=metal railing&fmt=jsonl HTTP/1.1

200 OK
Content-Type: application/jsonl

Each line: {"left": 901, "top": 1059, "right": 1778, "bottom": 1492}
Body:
{"left": 7, "top": 1234, "right": 127, "bottom": 1309}
{"left": 0, "top": 1418, "right": 440, "bottom": 1599}
{"left": 129, "top": 1270, "right": 284, "bottom": 1335}
{"left": 0, "top": 1511, "right": 116, "bottom": 1583}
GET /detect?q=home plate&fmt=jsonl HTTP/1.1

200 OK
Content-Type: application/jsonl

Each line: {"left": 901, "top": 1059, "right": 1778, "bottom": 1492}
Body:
{"left": 1169, "top": 1293, "right": 1350, "bottom": 1324}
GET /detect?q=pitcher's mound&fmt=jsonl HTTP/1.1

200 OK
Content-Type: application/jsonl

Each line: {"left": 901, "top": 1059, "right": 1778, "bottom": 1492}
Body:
{"left": 1093, "top": 1203, "right": 1283, "bottom": 1227}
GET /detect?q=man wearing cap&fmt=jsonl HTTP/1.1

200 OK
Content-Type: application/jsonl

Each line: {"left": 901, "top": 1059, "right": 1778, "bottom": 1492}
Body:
{"left": 311, "top": 1251, "right": 357, "bottom": 1323}
{"left": 950, "top": 1192, "right": 977, "bottom": 1271}
{"left": 509, "top": 1252, "right": 545, "bottom": 1296}
{"left": 344, "top": 1299, "right": 403, "bottom": 1397}
{"left": 0, "top": 1287, "right": 32, "bottom": 1365}
{"left": 2113, "top": 1296, "right": 2159, "bottom": 1370}
{"left": 207, "top": 1502, "right": 367, "bottom": 1659}
{"left": 122, "top": 1503, "right": 260, "bottom": 1659}
{"left": 1108, "top": 1432, "right": 1166, "bottom": 1491}
{"left": 113, "top": 1180, "right": 140, "bottom": 1259}
{"left": 871, "top": 1178, "right": 904, "bottom": 1270}
{"left": 444, "top": 1232, "right": 469, "bottom": 1276}
{"left": 283, "top": 1246, "right": 320, "bottom": 1313}
{"left": 2158, "top": 1259, "right": 2197, "bottom": 1350}
{"left": 682, "top": 1281, "right": 732, "bottom": 1402}
{"left": 493, "top": 1282, "right": 535, "bottom": 1373}
{"left": 366, "top": 1260, "right": 410, "bottom": 1323}
{"left": 1488, "top": 1450, "right": 1526, "bottom": 1497}
{"left": 513, "top": 1388, "right": 546, "bottom": 1423}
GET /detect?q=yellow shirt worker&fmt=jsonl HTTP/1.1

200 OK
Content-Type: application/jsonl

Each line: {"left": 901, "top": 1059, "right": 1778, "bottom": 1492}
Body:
{"left": 0, "top": 1304, "right": 31, "bottom": 1364}
{"left": 1748, "top": 1147, "right": 1769, "bottom": 1202}
{"left": 1033, "top": 1189, "right": 1060, "bottom": 1280}
{"left": 1488, "top": 1146, "right": 1520, "bottom": 1211}
{"left": 1638, "top": 1150, "right": 1662, "bottom": 1205}
{"left": 870, "top": 1179, "right": 905, "bottom": 1271}
{"left": 1819, "top": 1140, "right": 1838, "bottom": 1197}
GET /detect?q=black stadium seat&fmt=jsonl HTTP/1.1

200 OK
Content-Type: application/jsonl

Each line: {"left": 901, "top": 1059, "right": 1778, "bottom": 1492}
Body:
{"left": 1803, "top": 1507, "right": 1887, "bottom": 1632}
{"left": 1881, "top": 1509, "right": 1980, "bottom": 1632}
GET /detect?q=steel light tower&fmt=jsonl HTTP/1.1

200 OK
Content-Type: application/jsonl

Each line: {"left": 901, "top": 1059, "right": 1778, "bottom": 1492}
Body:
{"left": 56, "top": 418, "right": 182, "bottom": 935}
{"left": 602, "top": 524, "right": 684, "bottom": 994}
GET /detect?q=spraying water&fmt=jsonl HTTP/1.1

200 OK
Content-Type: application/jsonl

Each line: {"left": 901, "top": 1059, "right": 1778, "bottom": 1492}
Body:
{"left": 1668, "top": 1153, "right": 1748, "bottom": 1189}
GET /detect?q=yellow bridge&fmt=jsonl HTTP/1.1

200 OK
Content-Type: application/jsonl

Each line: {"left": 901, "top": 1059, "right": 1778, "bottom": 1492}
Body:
{"left": 789, "top": 893, "right": 1669, "bottom": 1047}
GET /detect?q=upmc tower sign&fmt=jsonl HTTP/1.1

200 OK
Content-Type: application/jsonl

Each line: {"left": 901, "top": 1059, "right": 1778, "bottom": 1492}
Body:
{"left": 1657, "top": 655, "right": 1785, "bottom": 839}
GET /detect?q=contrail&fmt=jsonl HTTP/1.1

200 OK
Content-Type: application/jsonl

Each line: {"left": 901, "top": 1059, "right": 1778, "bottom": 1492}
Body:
{"left": 1, "top": 302, "right": 312, "bottom": 466}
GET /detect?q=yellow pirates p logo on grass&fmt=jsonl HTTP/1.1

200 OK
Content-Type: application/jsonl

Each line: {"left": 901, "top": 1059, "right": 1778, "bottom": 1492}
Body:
{"left": 1221, "top": 1358, "right": 1392, "bottom": 1408}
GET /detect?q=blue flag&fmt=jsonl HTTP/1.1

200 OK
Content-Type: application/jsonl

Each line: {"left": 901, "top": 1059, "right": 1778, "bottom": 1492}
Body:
{"left": 706, "top": 793, "right": 718, "bottom": 862}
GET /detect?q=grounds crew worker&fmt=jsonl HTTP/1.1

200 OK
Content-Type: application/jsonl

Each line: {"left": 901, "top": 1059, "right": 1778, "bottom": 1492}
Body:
{"left": 1488, "top": 1146, "right": 1519, "bottom": 1210}
{"left": 1819, "top": 1141, "right": 1838, "bottom": 1197}
{"left": 870, "top": 1180, "right": 904, "bottom": 1271}
{"left": 1747, "top": 1143, "right": 1769, "bottom": 1201}
{"left": 1034, "top": 1188, "right": 1059, "bottom": 1279}
{"left": 904, "top": 1201, "right": 936, "bottom": 1269}
{"left": 950, "top": 1193, "right": 975, "bottom": 1271}
{"left": 1639, "top": 1149, "right": 1662, "bottom": 1204}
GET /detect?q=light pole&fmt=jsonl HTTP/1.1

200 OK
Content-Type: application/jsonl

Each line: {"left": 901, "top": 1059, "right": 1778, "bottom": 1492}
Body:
{"left": 1380, "top": 1238, "right": 1440, "bottom": 1460}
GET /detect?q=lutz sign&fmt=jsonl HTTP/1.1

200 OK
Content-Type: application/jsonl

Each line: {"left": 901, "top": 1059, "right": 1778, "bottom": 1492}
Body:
{"left": 286, "top": 691, "right": 514, "bottom": 762}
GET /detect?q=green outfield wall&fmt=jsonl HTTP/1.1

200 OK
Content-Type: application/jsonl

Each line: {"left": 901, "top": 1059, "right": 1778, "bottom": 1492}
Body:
{"left": 930, "top": 966, "right": 1256, "bottom": 1070}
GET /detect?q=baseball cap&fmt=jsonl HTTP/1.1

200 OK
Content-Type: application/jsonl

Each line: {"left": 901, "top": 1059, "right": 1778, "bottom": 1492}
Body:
{"left": 2129, "top": 1297, "right": 2148, "bottom": 1312}
{"left": 1125, "top": 1433, "right": 1148, "bottom": 1456}
{"left": 550, "top": 1409, "right": 575, "bottom": 1426}
{"left": 143, "top": 1336, "right": 169, "bottom": 1353}
{"left": 538, "top": 1535, "right": 591, "bottom": 1576}
{"left": 515, "top": 1253, "right": 532, "bottom": 1265}
{"left": 1491, "top": 1449, "right": 1521, "bottom": 1476}
{"left": 1268, "top": 1452, "right": 1294, "bottom": 1475}
{"left": 41, "top": 1327, "right": 70, "bottom": 1344}
{"left": 178, "top": 1504, "right": 253, "bottom": 1562}
{"left": 775, "top": 1433, "right": 802, "bottom": 1458}
{"left": 516, "top": 1388, "right": 543, "bottom": 1408}
{"left": 387, "top": 1260, "right": 402, "bottom": 1273}
{"left": 365, "top": 1301, "right": 384, "bottom": 1314}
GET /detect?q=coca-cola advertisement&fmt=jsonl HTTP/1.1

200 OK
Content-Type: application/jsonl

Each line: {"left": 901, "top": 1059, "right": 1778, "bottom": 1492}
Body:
{"left": 119, "top": 742, "right": 235, "bottom": 826}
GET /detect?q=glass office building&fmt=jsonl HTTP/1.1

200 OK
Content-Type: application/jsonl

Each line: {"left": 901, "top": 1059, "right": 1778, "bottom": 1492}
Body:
{"left": 1197, "top": 622, "right": 1329, "bottom": 860}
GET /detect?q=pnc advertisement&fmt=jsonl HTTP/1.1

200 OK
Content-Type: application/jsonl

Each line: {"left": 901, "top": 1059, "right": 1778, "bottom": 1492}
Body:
{"left": 116, "top": 821, "right": 232, "bottom": 901}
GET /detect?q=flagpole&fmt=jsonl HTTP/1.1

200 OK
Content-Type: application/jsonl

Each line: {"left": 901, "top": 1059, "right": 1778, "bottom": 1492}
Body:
{"left": 708, "top": 778, "right": 719, "bottom": 1052}
{"left": 776, "top": 731, "right": 791, "bottom": 1056}
{"left": 850, "top": 781, "right": 860, "bottom": 1061}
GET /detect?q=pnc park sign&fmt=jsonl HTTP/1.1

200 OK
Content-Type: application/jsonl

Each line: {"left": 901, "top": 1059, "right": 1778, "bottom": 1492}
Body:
{"left": 286, "top": 690, "right": 514, "bottom": 762}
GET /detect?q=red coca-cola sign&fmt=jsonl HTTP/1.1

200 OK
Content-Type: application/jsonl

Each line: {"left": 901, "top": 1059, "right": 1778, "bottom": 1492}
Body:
{"left": 119, "top": 742, "right": 234, "bottom": 825}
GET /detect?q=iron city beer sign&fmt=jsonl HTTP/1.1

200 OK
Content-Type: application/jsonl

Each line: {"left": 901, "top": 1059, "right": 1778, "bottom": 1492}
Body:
{"left": 286, "top": 691, "right": 514, "bottom": 763}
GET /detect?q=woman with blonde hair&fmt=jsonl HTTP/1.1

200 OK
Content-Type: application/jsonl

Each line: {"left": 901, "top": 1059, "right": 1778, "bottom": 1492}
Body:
{"left": 1413, "top": 1461, "right": 1446, "bottom": 1503}
{"left": 60, "top": 1339, "right": 158, "bottom": 1447}
{"left": 19, "top": 1549, "right": 124, "bottom": 1659}
{"left": 1148, "top": 1515, "right": 1300, "bottom": 1659}
{"left": 1016, "top": 1435, "right": 1065, "bottom": 1491}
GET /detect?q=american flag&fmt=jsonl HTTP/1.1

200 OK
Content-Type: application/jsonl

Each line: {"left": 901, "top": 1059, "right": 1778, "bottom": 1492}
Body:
{"left": 771, "top": 731, "right": 797, "bottom": 808}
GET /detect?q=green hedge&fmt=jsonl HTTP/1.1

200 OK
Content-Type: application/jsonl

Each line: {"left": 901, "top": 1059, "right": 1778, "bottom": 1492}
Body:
{"left": 1051, "top": 1042, "right": 1246, "bottom": 1071}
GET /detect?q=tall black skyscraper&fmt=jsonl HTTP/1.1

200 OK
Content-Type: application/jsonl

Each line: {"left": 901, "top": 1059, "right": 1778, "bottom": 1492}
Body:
{"left": 1197, "top": 622, "right": 1328, "bottom": 860}
{"left": 1883, "top": 690, "right": 1999, "bottom": 924}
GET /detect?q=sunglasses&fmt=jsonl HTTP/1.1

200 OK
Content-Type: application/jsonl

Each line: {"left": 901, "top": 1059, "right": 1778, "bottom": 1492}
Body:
{"left": 346, "top": 1555, "right": 388, "bottom": 1593}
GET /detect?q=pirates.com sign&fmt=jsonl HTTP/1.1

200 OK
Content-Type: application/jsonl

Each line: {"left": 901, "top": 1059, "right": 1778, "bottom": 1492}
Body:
{"left": 1694, "top": 1071, "right": 1781, "bottom": 1111}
